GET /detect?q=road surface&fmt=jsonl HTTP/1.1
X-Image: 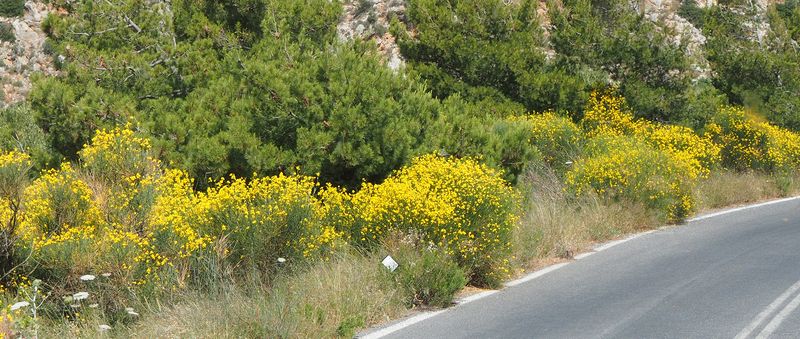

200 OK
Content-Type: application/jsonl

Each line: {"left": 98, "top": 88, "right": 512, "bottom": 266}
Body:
{"left": 368, "top": 197, "right": 800, "bottom": 339}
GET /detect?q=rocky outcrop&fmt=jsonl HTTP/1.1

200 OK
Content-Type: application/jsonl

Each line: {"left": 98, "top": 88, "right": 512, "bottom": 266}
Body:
{"left": 338, "top": 0, "right": 407, "bottom": 70}
{"left": 0, "top": 1, "right": 57, "bottom": 108}
{"left": 639, "top": 0, "right": 713, "bottom": 79}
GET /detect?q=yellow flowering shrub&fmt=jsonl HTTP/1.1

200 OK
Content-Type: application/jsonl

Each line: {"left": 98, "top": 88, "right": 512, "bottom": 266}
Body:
{"left": 641, "top": 124, "right": 720, "bottom": 179}
{"left": 0, "top": 151, "right": 31, "bottom": 231}
{"left": 327, "top": 154, "right": 520, "bottom": 287}
{"left": 79, "top": 126, "right": 158, "bottom": 182}
{"left": 148, "top": 169, "right": 210, "bottom": 262}
{"left": 0, "top": 151, "right": 31, "bottom": 288}
{"left": 19, "top": 163, "right": 102, "bottom": 248}
{"left": 14, "top": 163, "right": 110, "bottom": 287}
{"left": 583, "top": 90, "right": 720, "bottom": 179}
{"left": 518, "top": 112, "right": 584, "bottom": 169}
{"left": 200, "top": 174, "right": 342, "bottom": 264}
{"left": 13, "top": 131, "right": 167, "bottom": 292}
{"left": 0, "top": 151, "right": 31, "bottom": 201}
{"left": 706, "top": 106, "right": 800, "bottom": 172}
{"left": 150, "top": 170, "right": 342, "bottom": 275}
{"left": 79, "top": 126, "right": 159, "bottom": 232}
{"left": 581, "top": 91, "right": 643, "bottom": 137}
{"left": 566, "top": 135, "right": 696, "bottom": 222}
{"left": 761, "top": 123, "right": 800, "bottom": 171}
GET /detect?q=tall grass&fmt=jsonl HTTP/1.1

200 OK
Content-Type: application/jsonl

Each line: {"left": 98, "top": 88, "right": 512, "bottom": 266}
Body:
{"left": 695, "top": 170, "right": 800, "bottom": 210}
{"left": 513, "top": 166, "right": 658, "bottom": 269}
{"left": 38, "top": 250, "right": 407, "bottom": 338}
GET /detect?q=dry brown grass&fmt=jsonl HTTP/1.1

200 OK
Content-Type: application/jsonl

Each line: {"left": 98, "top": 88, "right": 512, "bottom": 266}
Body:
{"left": 37, "top": 250, "right": 407, "bottom": 339}
{"left": 131, "top": 251, "right": 405, "bottom": 338}
{"left": 513, "top": 167, "right": 658, "bottom": 270}
{"left": 695, "top": 170, "right": 800, "bottom": 211}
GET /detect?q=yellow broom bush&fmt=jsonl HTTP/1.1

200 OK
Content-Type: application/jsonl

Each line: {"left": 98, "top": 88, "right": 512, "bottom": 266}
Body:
{"left": 324, "top": 154, "right": 520, "bottom": 287}
{"left": 705, "top": 106, "right": 800, "bottom": 172}
{"left": 566, "top": 135, "right": 696, "bottom": 222}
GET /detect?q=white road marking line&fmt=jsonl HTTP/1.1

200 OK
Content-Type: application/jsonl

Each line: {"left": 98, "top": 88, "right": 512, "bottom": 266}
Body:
{"left": 504, "top": 263, "right": 569, "bottom": 288}
{"left": 574, "top": 252, "right": 596, "bottom": 260}
{"left": 593, "top": 230, "right": 656, "bottom": 252}
{"left": 359, "top": 310, "right": 447, "bottom": 339}
{"left": 756, "top": 287, "right": 800, "bottom": 339}
{"left": 689, "top": 196, "right": 800, "bottom": 223}
{"left": 735, "top": 278, "right": 800, "bottom": 339}
{"left": 456, "top": 290, "right": 499, "bottom": 304}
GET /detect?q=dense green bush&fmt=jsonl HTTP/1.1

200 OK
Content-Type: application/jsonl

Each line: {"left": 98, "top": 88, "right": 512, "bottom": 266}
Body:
{"left": 0, "top": 105, "right": 55, "bottom": 170}
{"left": 393, "top": 246, "right": 467, "bottom": 308}
{"left": 776, "top": 0, "right": 800, "bottom": 41}
{"left": 396, "top": 0, "right": 590, "bottom": 113}
{"left": 397, "top": 0, "right": 715, "bottom": 126}
{"left": 423, "top": 96, "right": 542, "bottom": 183}
{"left": 0, "top": 22, "right": 14, "bottom": 43}
{"left": 679, "top": 0, "right": 706, "bottom": 26}
{"left": 0, "top": 0, "right": 24, "bottom": 17}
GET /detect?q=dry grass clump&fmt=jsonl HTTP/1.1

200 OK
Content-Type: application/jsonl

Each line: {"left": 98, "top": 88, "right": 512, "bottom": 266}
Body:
{"left": 513, "top": 166, "right": 658, "bottom": 269}
{"left": 38, "top": 250, "right": 407, "bottom": 338}
{"left": 132, "top": 251, "right": 405, "bottom": 338}
{"left": 694, "top": 170, "right": 799, "bottom": 210}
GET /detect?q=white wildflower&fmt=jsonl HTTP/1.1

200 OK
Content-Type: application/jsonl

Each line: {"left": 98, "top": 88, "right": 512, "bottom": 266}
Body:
{"left": 98, "top": 324, "right": 112, "bottom": 331}
{"left": 80, "top": 274, "right": 96, "bottom": 281}
{"left": 73, "top": 292, "right": 90, "bottom": 300}
{"left": 277, "top": 257, "right": 287, "bottom": 263}
{"left": 10, "top": 301, "right": 29, "bottom": 311}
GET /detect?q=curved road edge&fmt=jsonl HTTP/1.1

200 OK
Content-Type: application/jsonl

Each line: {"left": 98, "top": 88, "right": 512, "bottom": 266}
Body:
{"left": 357, "top": 195, "right": 800, "bottom": 339}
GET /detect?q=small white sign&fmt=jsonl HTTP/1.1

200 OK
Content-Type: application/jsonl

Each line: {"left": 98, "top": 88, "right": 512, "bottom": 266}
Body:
{"left": 382, "top": 255, "right": 399, "bottom": 272}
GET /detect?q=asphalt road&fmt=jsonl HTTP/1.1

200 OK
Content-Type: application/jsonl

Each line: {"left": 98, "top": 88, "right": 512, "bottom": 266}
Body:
{"left": 372, "top": 197, "right": 800, "bottom": 339}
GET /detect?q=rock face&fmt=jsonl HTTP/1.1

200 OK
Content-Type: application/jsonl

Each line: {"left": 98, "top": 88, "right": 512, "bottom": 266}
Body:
{"left": 639, "top": 0, "right": 713, "bottom": 79}
{"left": 338, "top": 0, "right": 407, "bottom": 70}
{"left": 0, "top": 1, "right": 57, "bottom": 108}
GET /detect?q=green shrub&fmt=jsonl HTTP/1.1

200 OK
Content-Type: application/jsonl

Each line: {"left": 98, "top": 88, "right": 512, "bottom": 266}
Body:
{"left": 423, "top": 96, "right": 543, "bottom": 183}
{"left": 518, "top": 112, "right": 585, "bottom": 173}
{"left": 393, "top": 246, "right": 467, "bottom": 308}
{"left": 699, "top": 4, "right": 800, "bottom": 131}
{"left": 0, "top": 22, "right": 14, "bottom": 43}
{"left": 0, "top": 0, "right": 24, "bottom": 17}
{"left": 0, "top": 104, "right": 55, "bottom": 170}
{"left": 678, "top": 0, "right": 707, "bottom": 31}
{"left": 397, "top": 0, "right": 590, "bottom": 113}
{"left": 33, "top": 0, "right": 434, "bottom": 189}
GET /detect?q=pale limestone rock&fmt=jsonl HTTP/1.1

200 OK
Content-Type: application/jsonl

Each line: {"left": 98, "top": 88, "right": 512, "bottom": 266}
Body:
{"left": 0, "top": 1, "right": 57, "bottom": 107}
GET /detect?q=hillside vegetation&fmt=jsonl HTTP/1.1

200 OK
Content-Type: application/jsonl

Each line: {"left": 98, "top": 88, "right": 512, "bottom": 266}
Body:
{"left": 0, "top": 0, "right": 798, "bottom": 337}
